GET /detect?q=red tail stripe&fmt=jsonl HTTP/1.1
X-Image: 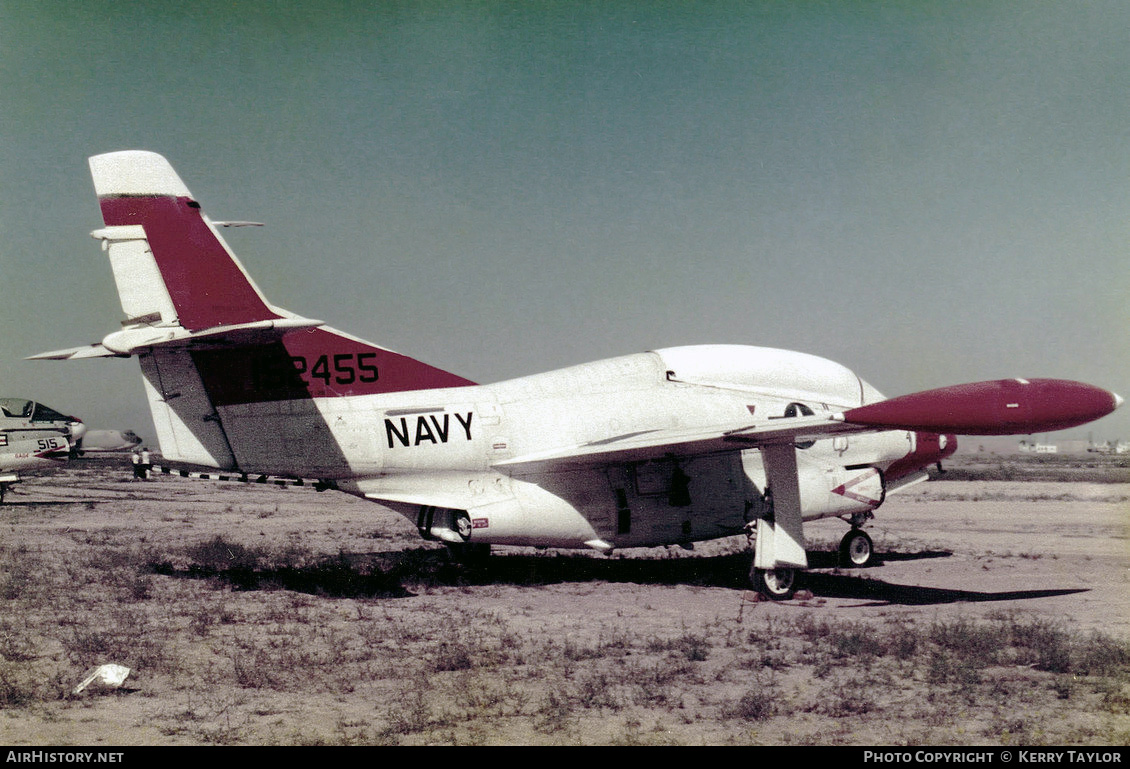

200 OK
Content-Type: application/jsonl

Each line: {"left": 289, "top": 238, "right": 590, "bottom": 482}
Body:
{"left": 99, "top": 195, "right": 277, "bottom": 331}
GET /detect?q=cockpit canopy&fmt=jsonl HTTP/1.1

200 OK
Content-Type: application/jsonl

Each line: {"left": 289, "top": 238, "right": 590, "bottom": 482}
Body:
{"left": 654, "top": 345, "right": 885, "bottom": 407}
{"left": 0, "top": 398, "right": 76, "bottom": 423}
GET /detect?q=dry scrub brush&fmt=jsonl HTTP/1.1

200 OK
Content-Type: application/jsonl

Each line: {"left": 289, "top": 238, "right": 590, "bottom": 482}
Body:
{"left": 2, "top": 534, "right": 1129, "bottom": 744}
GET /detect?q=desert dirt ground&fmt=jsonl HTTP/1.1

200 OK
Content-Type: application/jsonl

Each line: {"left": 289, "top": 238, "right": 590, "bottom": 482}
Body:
{"left": 1, "top": 455, "right": 1128, "bottom": 746}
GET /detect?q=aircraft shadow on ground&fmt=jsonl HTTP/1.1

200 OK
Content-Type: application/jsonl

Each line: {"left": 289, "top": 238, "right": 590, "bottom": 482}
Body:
{"left": 800, "top": 572, "right": 1088, "bottom": 606}
{"left": 805, "top": 549, "right": 952, "bottom": 569}
{"left": 0, "top": 500, "right": 97, "bottom": 509}
{"left": 148, "top": 544, "right": 1084, "bottom": 605}
{"left": 150, "top": 549, "right": 755, "bottom": 597}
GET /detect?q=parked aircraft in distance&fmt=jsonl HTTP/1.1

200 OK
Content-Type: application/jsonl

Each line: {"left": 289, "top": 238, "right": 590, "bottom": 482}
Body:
{"left": 0, "top": 397, "right": 84, "bottom": 502}
{"left": 75, "top": 428, "right": 144, "bottom": 454}
{"left": 33, "top": 151, "right": 1123, "bottom": 598}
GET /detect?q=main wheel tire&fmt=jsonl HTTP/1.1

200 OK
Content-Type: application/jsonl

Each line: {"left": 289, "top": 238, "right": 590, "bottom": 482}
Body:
{"left": 838, "top": 529, "right": 874, "bottom": 568}
{"left": 751, "top": 567, "right": 797, "bottom": 601}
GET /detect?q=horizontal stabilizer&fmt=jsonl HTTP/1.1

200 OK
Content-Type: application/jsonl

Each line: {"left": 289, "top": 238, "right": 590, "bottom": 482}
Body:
{"left": 29, "top": 317, "right": 324, "bottom": 360}
{"left": 839, "top": 378, "right": 1123, "bottom": 436}
{"left": 43, "top": 151, "right": 476, "bottom": 408}
{"left": 27, "top": 344, "right": 119, "bottom": 361}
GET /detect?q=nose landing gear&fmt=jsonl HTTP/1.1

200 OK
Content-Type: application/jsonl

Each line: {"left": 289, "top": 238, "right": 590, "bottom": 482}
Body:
{"left": 838, "top": 527, "right": 874, "bottom": 568}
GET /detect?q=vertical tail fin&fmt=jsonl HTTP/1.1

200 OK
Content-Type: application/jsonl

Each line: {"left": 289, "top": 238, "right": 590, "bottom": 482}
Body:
{"left": 90, "top": 151, "right": 278, "bottom": 331}
{"left": 38, "top": 151, "right": 475, "bottom": 474}
{"left": 86, "top": 150, "right": 474, "bottom": 399}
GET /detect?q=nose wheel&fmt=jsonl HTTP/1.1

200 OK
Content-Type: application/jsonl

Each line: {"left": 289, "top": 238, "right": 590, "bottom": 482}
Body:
{"left": 838, "top": 528, "right": 874, "bottom": 568}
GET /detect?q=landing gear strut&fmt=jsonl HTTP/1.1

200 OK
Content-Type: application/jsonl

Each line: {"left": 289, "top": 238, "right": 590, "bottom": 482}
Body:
{"left": 838, "top": 528, "right": 874, "bottom": 568}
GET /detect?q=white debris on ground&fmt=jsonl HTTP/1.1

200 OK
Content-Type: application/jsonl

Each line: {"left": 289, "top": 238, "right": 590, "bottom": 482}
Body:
{"left": 72, "top": 663, "right": 131, "bottom": 695}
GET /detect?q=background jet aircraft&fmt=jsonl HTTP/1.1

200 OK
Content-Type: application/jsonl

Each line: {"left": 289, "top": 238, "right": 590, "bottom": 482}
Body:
{"left": 34, "top": 151, "right": 1122, "bottom": 598}
{"left": 0, "top": 397, "right": 84, "bottom": 502}
{"left": 74, "top": 428, "right": 144, "bottom": 454}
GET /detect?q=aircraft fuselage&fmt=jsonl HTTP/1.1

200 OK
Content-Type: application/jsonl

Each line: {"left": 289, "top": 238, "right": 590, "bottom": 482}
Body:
{"left": 143, "top": 345, "right": 946, "bottom": 551}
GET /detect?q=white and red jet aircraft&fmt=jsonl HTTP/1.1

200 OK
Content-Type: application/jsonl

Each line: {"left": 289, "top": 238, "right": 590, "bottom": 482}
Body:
{"left": 35, "top": 151, "right": 1122, "bottom": 598}
{"left": 0, "top": 397, "right": 84, "bottom": 502}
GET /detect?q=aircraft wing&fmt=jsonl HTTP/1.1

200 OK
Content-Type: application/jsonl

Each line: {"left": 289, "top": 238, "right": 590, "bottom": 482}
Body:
{"left": 491, "top": 415, "right": 854, "bottom": 569}
{"left": 495, "top": 377, "right": 1121, "bottom": 474}
{"left": 492, "top": 415, "right": 860, "bottom": 474}
{"left": 494, "top": 377, "right": 1120, "bottom": 571}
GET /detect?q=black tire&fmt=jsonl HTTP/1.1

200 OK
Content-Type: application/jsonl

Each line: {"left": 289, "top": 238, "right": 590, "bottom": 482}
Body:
{"left": 750, "top": 566, "right": 797, "bottom": 600}
{"left": 839, "top": 529, "right": 874, "bottom": 568}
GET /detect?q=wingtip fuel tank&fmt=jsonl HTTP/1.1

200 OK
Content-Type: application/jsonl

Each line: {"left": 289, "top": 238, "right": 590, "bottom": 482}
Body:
{"left": 841, "top": 378, "right": 1122, "bottom": 436}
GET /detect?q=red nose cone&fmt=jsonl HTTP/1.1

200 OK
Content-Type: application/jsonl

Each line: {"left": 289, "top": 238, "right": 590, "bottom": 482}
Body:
{"left": 843, "top": 379, "right": 1121, "bottom": 436}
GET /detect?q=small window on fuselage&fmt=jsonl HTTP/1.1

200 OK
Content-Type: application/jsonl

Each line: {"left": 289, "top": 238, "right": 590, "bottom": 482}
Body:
{"left": 784, "top": 402, "right": 816, "bottom": 449}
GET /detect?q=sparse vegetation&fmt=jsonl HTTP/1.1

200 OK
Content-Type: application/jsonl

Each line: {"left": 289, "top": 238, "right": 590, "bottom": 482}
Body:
{"left": 933, "top": 453, "right": 1130, "bottom": 484}
{"left": 0, "top": 460, "right": 1128, "bottom": 744}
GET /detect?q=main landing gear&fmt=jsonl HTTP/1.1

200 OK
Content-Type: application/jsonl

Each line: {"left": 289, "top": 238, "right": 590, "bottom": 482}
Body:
{"left": 746, "top": 514, "right": 877, "bottom": 600}
{"left": 745, "top": 519, "right": 800, "bottom": 601}
{"left": 749, "top": 526, "right": 874, "bottom": 601}
{"left": 749, "top": 565, "right": 797, "bottom": 601}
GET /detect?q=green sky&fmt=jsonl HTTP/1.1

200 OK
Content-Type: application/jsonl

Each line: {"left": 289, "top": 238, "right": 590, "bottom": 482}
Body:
{"left": 2, "top": 1, "right": 1127, "bottom": 440}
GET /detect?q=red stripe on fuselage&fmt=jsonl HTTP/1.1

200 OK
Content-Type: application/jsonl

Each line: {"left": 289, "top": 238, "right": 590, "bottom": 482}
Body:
{"left": 99, "top": 195, "right": 277, "bottom": 331}
{"left": 191, "top": 330, "right": 477, "bottom": 406}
